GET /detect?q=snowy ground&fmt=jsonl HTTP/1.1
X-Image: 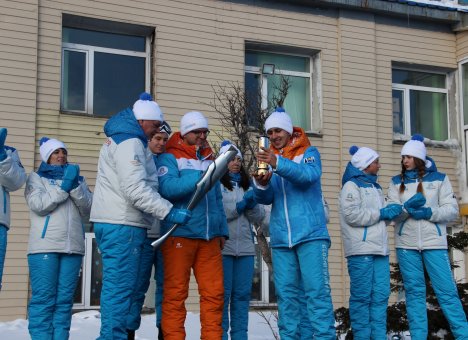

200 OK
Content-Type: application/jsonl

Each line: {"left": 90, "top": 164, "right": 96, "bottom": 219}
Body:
{"left": 0, "top": 310, "right": 279, "bottom": 340}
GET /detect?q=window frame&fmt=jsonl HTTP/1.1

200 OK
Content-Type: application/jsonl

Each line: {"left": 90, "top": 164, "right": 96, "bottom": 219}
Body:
{"left": 244, "top": 44, "right": 322, "bottom": 134}
{"left": 60, "top": 15, "right": 153, "bottom": 117}
{"left": 392, "top": 67, "right": 450, "bottom": 141}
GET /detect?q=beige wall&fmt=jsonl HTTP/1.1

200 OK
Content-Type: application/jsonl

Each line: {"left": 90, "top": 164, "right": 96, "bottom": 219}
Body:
{"left": 0, "top": 0, "right": 465, "bottom": 321}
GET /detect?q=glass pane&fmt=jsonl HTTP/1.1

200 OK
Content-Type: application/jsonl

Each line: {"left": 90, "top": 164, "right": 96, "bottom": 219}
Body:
{"left": 90, "top": 238, "right": 103, "bottom": 306}
{"left": 392, "top": 69, "right": 445, "bottom": 88}
{"left": 410, "top": 90, "right": 448, "bottom": 141}
{"left": 268, "top": 75, "right": 310, "bottom": 131}
{"left": 62, "top": 50, "right": 86, "bottom": 111}
{"left": 73, "top": 264, "right": 83, "bottom": 304}
{"left": 245, "top": 51, "right": 309, "bottom": 73}
{"left": 245, "top": 73, "right": 262, "bottom": 127}
{"left": 251, "top": 243, "right": 263, "bottom": 301}
{"left": 268, "top": 269, "right": 276, "bottom": 304}
{"left": 392, "top": 89, "right": 404, "bottom": 134}
{"left": 63, "top": 27, "right": 145, "bottom": 52}
{"left": 462, "top": 63, "right": 468, "bottom": 125}
{"left": 93, "top": 52, "right": 146, "bottom": 117}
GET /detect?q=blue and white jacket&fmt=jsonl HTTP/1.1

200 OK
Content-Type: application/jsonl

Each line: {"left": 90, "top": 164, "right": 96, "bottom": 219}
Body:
{"left": 339, "top": 162, "right": 388, "bottom": 257}
{"left": 387, "top": 158, "right": 459, "bottom": 250}
{"left": 253, "top": 141, "right": 329, "bottom": 248}
{"left": 90, "top": 108, "right": 173, "bottom": 228}
{"left": 0, "top": 146, "right": 26, "bottom": 229}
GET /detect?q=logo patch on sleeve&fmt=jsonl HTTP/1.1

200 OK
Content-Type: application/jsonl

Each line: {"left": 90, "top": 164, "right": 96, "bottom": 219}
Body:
{"left": 158, "top": 166, "right": 168, "bottom": 177}
{"left": 304, "top": 156, "right": 315, "bottom": 163}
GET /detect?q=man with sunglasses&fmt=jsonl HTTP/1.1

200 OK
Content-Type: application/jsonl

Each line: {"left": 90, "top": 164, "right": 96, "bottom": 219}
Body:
{"left": 90, "top": 93, "right": 191, "bottom": 340}
{"left": 157, "top": 111, "right": 228, "bottom": 340}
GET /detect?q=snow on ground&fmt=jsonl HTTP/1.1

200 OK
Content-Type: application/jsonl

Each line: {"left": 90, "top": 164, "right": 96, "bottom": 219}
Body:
{"left": 0, "top": 310, "right": 279, "bottom": 340}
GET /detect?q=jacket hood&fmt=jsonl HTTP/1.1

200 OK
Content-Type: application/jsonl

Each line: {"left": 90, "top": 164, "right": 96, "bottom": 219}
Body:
{"left": 341, "top": 162, "right": 380, "bottom": 189}
{"left": 271, "top": 126, "right": 310, "bottom": 159}
{"left": 165, "top": 132, "right": 213, "bottom": 160}
{"left": 104, "top": 108, "right": 148, "bottom": 146}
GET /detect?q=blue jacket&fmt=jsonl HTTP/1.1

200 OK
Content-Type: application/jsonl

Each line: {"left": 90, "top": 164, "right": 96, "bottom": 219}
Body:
{"left": 253, "top": 146, "right": 329, "bottom": 248}
{"left": 157, "top": 136, "right": 229, "bottom": 240}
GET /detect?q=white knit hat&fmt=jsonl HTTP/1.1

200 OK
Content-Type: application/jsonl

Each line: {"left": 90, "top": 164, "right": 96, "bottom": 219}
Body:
{"left": 264, "top": 108, "right": 293, "bottom": 135}
{"left": 39, "top": 137, "right": 67, "bottom": 163}
{"left": 349, "top": 145, "right": 379, "bottom": 171}
{"left": 401, "top": 134, "right": 426, "bottom": 161}
{"left": 133, "top": 92, "right": 164, "bottom": 121}
{"left": 219, "top": 140, "right": 242, "bottom": 159}
{"left": 180, "top": 111, "right": 209, "bottom": 136}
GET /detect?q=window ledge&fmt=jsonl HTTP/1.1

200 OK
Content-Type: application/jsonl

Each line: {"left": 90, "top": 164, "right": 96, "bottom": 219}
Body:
{"left": 392, "top": 133, "right": 460, "bottom": 150}
{"left": 305, "top": 131, "right": 323, "bottom": 138}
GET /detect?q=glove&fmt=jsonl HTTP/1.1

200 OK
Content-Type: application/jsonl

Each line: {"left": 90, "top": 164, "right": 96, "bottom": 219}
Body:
{"left": 404, "top": 192, "right": 426, "bottom": 211}
{"left": 380, "top": 204, "right": 403, "bottom": 221}
{"left": 407, "top": 207, "right": 432, "bottom": 220}
{"left": 61, "top": 164, "right": 80, "bottom": 193}
{"left": 164, "top": 208, "right": 192, "bottom": 225}
{"left": 0, "top": 128, "right": 7, "bottom": 161}
{"left": 236, "top": 200, "right": 247, "bottom": 215}
{"left": 244, "top": 190, "right": 257, "bottom": 210}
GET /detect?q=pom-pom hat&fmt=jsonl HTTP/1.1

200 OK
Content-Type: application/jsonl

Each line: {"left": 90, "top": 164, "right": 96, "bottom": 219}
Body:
{"left": 39, "top": 137, "right": 67, "bottom": 163}
{"left": 349, "top": 145, "right": 379, "bottom": 171}
{"left": 219, "top": 140, "right": 242, "bottom": 159}
{"left": 401, "top": 134, "right": 426, "bottom": 161}
{"left": 133, "top": 92, "right": 164, "bottom": 121}
{"left": 264, "top": 107, "right": 293, "bottom": 135}
{"left": 180, "top": 111, "right": 209, "bottom": 136}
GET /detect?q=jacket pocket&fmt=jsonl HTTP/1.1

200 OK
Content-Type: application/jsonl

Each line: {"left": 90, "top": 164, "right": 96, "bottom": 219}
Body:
{"left": 398, "top": 221, "right": 407, "bottom": 236}
{"left": 41, "top": 216, "right": 50, "bottom": 239}
{"left": 434, "top": 223, "right": 442, "bottom": 236}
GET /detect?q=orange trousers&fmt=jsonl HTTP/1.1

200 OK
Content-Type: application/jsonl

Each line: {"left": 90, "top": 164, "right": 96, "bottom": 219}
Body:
{"left": 161, "top": 237, "right": 224, "bottom": 340}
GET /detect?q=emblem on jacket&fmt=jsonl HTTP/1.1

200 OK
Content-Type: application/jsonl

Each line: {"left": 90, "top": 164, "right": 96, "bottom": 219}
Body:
{"left": 157, "top": 166, "right": 168, "bottom": 177}
{"left": 304, "top": 156, "right": 315, "bottom": 163}
{"left": 131, "top": 155, "right": 141, "bottom": 166}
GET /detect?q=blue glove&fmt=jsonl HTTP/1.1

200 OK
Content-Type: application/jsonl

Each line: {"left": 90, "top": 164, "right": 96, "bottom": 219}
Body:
{"left": 61, "top": 164, "right": 80, "bottom": 193}
{"left": 407, "top": 207, "right": 432, "bottom": 220}
{"left": 164, "top": 208, "right": 192, "bottom": 225}
{"left": 380, "top": 204, "right": 403, "bottom": 221}
{"left": 236, "top": 200, "right": 247, "bottom": 215}
{"left": 243, "top": 190, "right": 257, "bottom": 210}
{"left": 0, "top": 128, "right": 7, "bottom": 161}
{"left": 404, "top": 192, "right": 426, "bottom": 210}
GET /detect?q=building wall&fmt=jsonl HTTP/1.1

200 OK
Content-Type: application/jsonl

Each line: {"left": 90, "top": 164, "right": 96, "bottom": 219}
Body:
{"left": 0, "top": 0, "right": 464, "bottom": 320}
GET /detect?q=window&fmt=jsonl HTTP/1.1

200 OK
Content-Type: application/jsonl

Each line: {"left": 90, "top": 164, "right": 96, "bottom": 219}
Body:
{"left": 244, "top": 47, "right": 321, "bottom": 133}
{"left": 392, "top": 69, "right": 449, "bottom": 141}
{"left": 61, "top": 15, "right": 153, "bottom": 117}
{"left": 251, "top": 236, "right": 276, "bottom": 306}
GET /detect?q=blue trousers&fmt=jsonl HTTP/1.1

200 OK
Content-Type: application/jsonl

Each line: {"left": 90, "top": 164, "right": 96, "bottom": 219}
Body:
{"left": 397, "top": 248, "right": 468, "bottom": 340}
{"left": 94, "top": 223, "right": 147, "bottom": 340}
{"left": 127, "top": 237, "right": 164, "bottom": 331}
{"left": 222, "top": 255, "right": 254, "bottom": 340}
{"left": 0, "top": 225, "right": 6, "bottom": 291}
{"left": 347, "top": 255, "right": 390, "bottom": 340}
{"left": 272, "top": 240, "right": 336, "bottom": 340}
{"left": 27, "top": 253, "right": 83, "bottom": 340}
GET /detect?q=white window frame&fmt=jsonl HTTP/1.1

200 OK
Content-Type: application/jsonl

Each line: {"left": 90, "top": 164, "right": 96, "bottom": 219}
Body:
{"left": 244, "top": 49, "right": 321, "bottom": 133}
{"left": 61, "top": 30, "right": 151, "bottom": 116}
{"left": 392, "top": 68, "right": 450, "bottom": 140}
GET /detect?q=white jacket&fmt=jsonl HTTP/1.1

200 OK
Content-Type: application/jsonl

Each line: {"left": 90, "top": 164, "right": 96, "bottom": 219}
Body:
{"left": 25, "top": 172, "right": 92, "bottom": 255}
{"left": 0, "top": 147, "right": 27, "bottom": 229}
{"left": 90, "top": 137, "right": 173, "bottom": 228}
{"left": 339, "top": 180, "right": 389, "bottom": 257}
{"left": 221, "top": 183, "right": 265, "bottom": 256}
{"left": 387, "top": 165, "right": 458, "bottom": 250}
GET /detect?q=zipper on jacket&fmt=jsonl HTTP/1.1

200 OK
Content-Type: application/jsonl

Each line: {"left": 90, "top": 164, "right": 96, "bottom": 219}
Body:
{"left": 362, "top": 226, "right": 368, "bottom": 241}
{"left": 41, "top": 216, "right": 51, "bottom": 238}
{"left": 418, "top": 222, "right": 422, "bottom": 250}
{"left": 3, "top": 191, "right": 6, "bottom": 214}
{"left": 434, "top": 223, "right": 442, "bottom": 236}
{"left": 280, "top": 178, "right": 292, "bottom": 248}
{"left": 66, "top": 200, "right": 72, "bottom": 252}
{"left": 205, "top": 195, "right": 209, "bottom": 240}
{"left": 235, "top": 185, "right": 240, "bottom": 256}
